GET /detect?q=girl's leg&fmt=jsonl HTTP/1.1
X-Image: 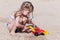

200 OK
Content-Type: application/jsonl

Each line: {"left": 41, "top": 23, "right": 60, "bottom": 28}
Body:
{"left": 8, "top": 20, "right": 15, "bottom": 32}
{"left": 10, "top": 23, "right": 17, "bottom": 35}
{"left": 8, "top": 20, "right": 17, "bottom": 35}
{"left": 10, "top": 19, "right": 23, "bottom": 35}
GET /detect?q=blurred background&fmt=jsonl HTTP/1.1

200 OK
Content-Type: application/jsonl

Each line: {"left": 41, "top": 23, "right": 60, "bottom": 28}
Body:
{"left": 0, "top": 0, "right": 60, "bottom": 40}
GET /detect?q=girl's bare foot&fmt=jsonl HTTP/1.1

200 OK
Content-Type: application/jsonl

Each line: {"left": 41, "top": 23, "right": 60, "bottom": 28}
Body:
{"left": 10, "top": 31, "right": 16, "bottom": 36}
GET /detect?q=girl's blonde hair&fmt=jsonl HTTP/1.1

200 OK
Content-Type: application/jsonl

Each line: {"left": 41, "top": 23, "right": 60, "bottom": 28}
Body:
{"left": 14, "top": 1, "right": 34, "bottom": 18}
{"left": 20, "top": 1, "right": 34, "bottom": 13}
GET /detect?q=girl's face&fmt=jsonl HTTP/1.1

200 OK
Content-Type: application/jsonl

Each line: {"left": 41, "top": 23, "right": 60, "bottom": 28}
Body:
{"left": 21, "top": 1, "right": 34, "bottom": 15}
{"left": 22, "top": 9, "right": 30, "bottom": 15}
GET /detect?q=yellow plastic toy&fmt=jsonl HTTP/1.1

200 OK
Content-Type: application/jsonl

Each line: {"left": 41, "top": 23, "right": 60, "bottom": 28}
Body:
{"left": 27, "top": 25, "right": 35, "bottom": 32}
{"left": 43, "top": 30, "right": 48, "bottom": 36}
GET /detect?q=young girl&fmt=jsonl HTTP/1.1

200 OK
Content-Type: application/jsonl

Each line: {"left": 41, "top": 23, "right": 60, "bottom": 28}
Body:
{"left": 7, "top": 1, "right": 34, "bottom": 35}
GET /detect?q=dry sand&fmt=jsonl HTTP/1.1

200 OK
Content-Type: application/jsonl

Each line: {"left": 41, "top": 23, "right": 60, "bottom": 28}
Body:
{"left": 0, "top": 0, "right": 60, "bottom": 40}
{"left": 0, "top": 17, "right": 47, "bottom": 40}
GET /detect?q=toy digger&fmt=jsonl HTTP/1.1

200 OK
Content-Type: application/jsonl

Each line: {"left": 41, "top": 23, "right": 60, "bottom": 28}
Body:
{"left": 25, "top": 24, "right": 48, "bottom": 36}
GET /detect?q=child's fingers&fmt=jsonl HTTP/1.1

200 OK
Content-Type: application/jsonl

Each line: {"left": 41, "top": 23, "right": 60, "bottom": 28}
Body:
{"left": 23, "top": 17, "right": 27, "bottom": 21}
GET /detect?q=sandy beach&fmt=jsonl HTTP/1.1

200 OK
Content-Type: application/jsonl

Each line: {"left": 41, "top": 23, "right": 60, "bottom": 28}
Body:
{"left": 0, "top": 0, "right": 60, "bottom": 40}
{"left": 0, "top": 17, "right": 47, "bottom": 40}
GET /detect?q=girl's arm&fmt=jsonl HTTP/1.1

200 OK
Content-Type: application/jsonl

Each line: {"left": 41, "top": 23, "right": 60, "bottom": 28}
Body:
{"left": 15, "top": 16, "right": 25, "bottom": 27}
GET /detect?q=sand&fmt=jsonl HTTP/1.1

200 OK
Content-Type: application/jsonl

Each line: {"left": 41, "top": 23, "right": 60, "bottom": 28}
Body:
{"left": 0, "top": 17, "right": 47, "bottom": 40}
{"left": 0, "top": 0, "right": 60, "bottom": 40}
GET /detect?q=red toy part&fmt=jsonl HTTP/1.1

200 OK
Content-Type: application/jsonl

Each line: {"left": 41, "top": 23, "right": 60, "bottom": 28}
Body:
{"left": 32, "top": 26, "right": 45, "bottom": 34}
{"left": 35, "top": 26, "right": 44, "bottom": 32}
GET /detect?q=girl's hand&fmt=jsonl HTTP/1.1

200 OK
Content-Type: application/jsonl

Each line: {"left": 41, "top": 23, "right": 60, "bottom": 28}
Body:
{"left": 22, "top": 26, "right": 28, "bottom": 32}
{"left": 23, "top": 17, "right": 27, "bottom": 21}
